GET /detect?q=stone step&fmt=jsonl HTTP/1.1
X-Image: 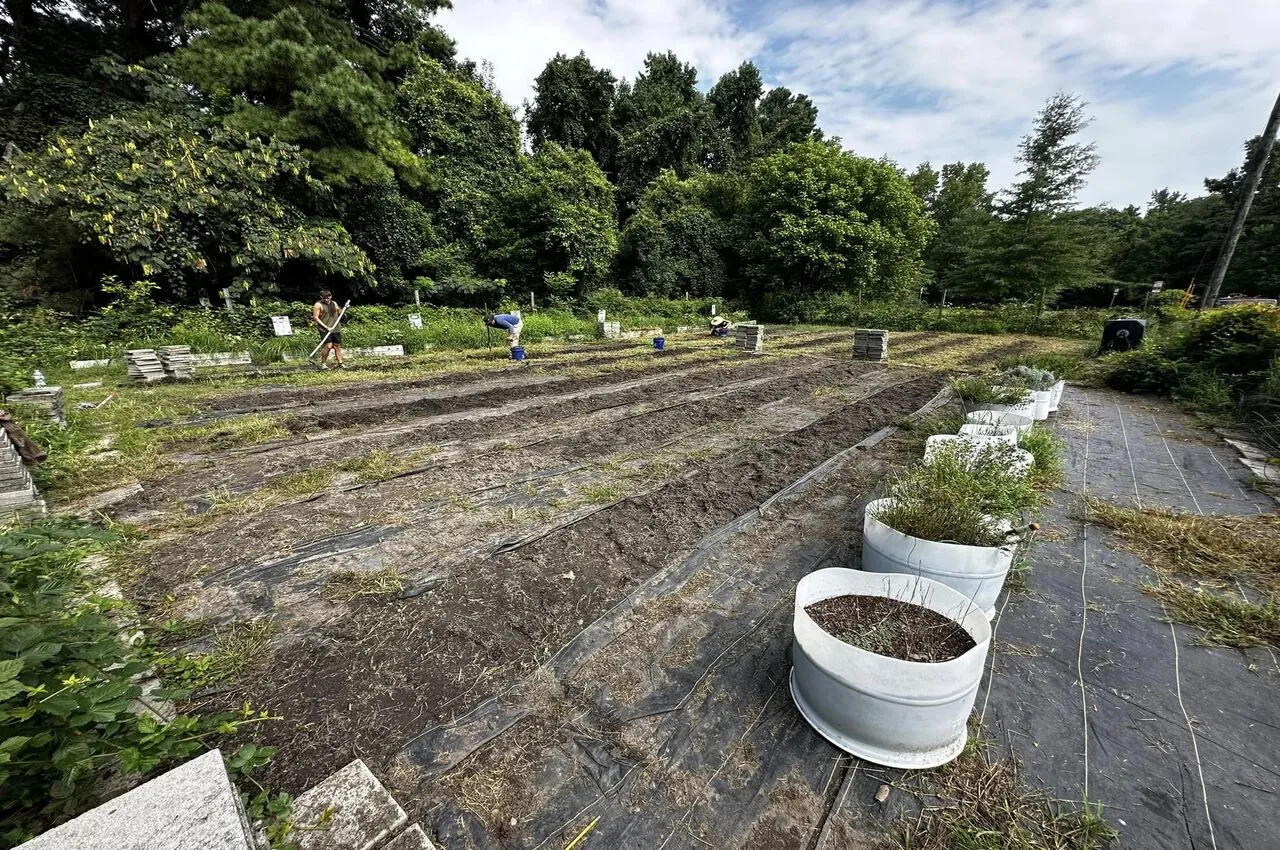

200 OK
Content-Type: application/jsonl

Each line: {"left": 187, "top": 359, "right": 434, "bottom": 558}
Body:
{"left": 18, "top": 749, "right": 255, "bottom": 850}
{"left": 291, "top": 760, "right": 407, "bottom": 850}
{"left": 382, "top": 824, "right": 436, "bottom": 849}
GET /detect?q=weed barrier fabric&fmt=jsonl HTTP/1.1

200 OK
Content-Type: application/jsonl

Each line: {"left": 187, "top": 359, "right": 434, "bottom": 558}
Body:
{"left": 399, "top": 392, "right": 955, "bottom": 849}
{"left": 978, "top": 388, "right": 1279, "bottom": 850}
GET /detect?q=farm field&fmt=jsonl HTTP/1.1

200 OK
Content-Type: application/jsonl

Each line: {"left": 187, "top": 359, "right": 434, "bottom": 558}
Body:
{"left": 18, "top": 323, "right": 1280, "bottom": 849}
{"left": 45, "top": 330, "right": 1077, "bottom": 828}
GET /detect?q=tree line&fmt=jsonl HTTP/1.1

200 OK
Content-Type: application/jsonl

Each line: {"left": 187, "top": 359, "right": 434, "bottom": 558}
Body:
{"left": 1, "top": 1, "right": 1275, "bottom": 318}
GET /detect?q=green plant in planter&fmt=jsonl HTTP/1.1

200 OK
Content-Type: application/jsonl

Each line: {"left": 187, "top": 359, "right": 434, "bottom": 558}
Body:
{"left": 1001, "top": 365, "right": 1056, "bottom": 392}
{"left": 875, "top": 443, "right": 1042, "bottom": 546}
{"left": 949, "top": 376, "right": 1028, "bottom": 406}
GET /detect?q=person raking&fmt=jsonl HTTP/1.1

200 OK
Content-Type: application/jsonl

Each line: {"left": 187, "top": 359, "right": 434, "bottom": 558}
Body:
{"left": 485, "top": 312, "right": 524, "bottom": 350}
{"left": 312, "top": 290, "right": 345, "bottom": 369}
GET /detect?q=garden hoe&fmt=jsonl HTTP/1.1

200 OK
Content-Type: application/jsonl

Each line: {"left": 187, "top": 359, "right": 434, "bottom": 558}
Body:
{"left": 308, "top": 299, "right": 351, "bottom": 367}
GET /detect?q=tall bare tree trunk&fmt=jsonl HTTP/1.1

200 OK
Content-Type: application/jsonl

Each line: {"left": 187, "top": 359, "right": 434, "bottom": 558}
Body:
{"left": 1202, "top": 90, "right": 1280, "bottom": 309}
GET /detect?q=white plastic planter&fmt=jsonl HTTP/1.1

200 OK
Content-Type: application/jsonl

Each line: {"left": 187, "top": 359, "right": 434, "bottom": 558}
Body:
{"left": 958, "top": 423, "right": 1018, "bottom": 446}
{"left": 861, "top": 498, "right": 1015, "bottom": 619}
{"left": 1030, "top": 390, "right": 1051, "bottom": 421}
{"left": 1048, "top": 380, "right": 1066, "bottom": 413}
{"left": 966, "top": 409, "right": 1033, "bottom": 437}
{"left": 791, "top": 568, "right": 992, "bottom": 769}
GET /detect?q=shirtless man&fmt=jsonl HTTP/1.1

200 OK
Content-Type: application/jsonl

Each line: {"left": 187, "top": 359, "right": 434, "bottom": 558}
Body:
{"left": 311, "top": 290, "right": 345, "bottom": 369}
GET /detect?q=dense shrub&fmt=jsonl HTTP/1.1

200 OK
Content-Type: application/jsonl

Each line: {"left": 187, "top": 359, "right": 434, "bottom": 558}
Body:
{"left": 0, "top": 521, "right": 273, "bottom": 845}
{"left": 1102, "top": 306, "right": 1280, "bottom": 404}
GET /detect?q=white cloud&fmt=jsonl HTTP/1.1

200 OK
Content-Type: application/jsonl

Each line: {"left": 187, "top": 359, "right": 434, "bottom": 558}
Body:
{"left": 437, "top": 0, "right": 1280, "bottom": 206}
{"left": 437, "top": 0, "right": 760, "bottom": 111}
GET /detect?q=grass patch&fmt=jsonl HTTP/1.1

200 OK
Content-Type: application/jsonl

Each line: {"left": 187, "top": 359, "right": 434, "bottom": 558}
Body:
{"left": 338, "top": 449, "right": 411, "bottom": 483}
{"left": 1145, "top": 579, "right": 1280, "bottom": 648}
{"left": 578, "top": 482, "right": 629, "bottom": 504}
{"left": 892, "top": 735, "right": 1116, "bottom": 850}
{"left": 323, "top": 567, "right": 404, "bottom": 601}
{"left": 1019, "top": 426, "right": 1065, "bottom": 489}
{"left": 165, "top": 415, "right": 289, "bottom": 449}
{"left": 1084, "top": 498, "right": 1280, "bottom": 647}
{"left": 150, "top": 619, "right": 276, "bottom": 689}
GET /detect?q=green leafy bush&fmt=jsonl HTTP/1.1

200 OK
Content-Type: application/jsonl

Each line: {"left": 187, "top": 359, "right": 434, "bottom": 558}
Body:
{"left": 0, "top": 521, "right": 273, "bottom": 845}
{"left": 1101, "top": 347, "right": 1182, "bottom": 394}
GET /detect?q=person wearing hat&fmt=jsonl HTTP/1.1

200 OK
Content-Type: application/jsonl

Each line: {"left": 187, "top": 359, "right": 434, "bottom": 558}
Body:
{"left": 485, "top": 312, "right": 524, "bottom": 350}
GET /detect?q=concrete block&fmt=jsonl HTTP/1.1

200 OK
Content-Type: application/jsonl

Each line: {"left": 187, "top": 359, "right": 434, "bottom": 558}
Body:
{"left": 18, "top": 749, "right": 254, "bottom": 850}
{"left": 79, "top": 483, "right": 144, "bottom": 514}
{"left": 382, "top": 824, "right": 437, "bottom": 850}
{"left": 0, "top": 486, "right": 39, "bottom": 508}
{"left": 291, "top": 760, "right": 406, "bottom": 850}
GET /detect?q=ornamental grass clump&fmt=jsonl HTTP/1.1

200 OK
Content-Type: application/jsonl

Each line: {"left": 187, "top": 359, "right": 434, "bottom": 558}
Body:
{"left": 873, "top": 442, "right": 1041, "bottom": 547}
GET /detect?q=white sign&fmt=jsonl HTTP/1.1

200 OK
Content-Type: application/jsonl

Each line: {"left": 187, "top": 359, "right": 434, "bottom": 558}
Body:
{"left": 597, "top": 309, "right": 607, "bottom": 323}
{"left": 271, "top": 316, "right": 293, "bottom": 336}
{"left": 408, "top": 314, "right": 423, "bottom": 329}
{"left": 1152, "top": 280, "right": 1164, "bottom": 292}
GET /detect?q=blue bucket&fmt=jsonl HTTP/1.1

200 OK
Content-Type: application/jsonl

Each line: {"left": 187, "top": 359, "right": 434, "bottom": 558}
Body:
{"left": 653, "top": 337, "right": 666, "bottom": 351}
{"left": 511, "top": 346, "right": 526, "bottom": 361}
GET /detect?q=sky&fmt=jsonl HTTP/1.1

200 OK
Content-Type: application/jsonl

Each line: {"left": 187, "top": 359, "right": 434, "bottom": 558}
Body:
{"left": 437, "top": 0, "right": 1280, "bottom": 209}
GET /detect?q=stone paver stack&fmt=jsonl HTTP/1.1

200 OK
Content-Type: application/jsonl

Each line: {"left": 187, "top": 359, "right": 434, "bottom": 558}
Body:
{"left": 735, "top": 323, "right": 764, "bottom": 353}
{"left": 5, "top": 387, "right": 66, "bottom": 426}
{"left": 126, "top": 349, "right": 167, "bottom": 382}
{"left": 853, "top": 328, "right": 889, "bottom": 362}
{"left": 0, "top": 430, "right": 46, "bottom": 521}
{"left": 158, "top": 345, "right": 195, "bottom": 380}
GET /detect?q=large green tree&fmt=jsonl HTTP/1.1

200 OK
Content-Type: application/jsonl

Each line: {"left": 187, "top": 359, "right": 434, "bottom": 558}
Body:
{"left": 707, "top": 61, "right": 763, "bottom": 168}
{"left": 923, "top": 162, "right": 995, "bottom": 297}
{"left": 612, "top": 51, "right": 715, "bottom": 213}
{"left": 757, "top": 87, "right": 822, "bottom": 155}
{"left": 525, "top": 51, "right": 618, "bottom": 175}
{"left": 615, "top": 170, "right": 731, "bottom": 298}
{"left": 0, "top": 111, "right": 371, "bottom": 303}
{"left": 488, "top": 143, "right": 618, "bottom": 297}
{"left": 397, "top": 54, "right": 521, "bottom": 296}
{"left": 735, "top": 139, "right": 933, "bottom": 309}
{"left": 967, "top": 93, "right": 1101, "bottom": 307}
{"left": 170, "top": 2, "right": 422, "bottom": 189}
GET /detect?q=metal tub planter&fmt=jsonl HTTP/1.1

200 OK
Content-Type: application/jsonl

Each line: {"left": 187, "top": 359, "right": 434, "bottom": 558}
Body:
{"left": 1030, "top": 389, "right": 1051, "bottom": 421}
{"left": 791, "top": 568, "right": 992, "bottom": 769}
{"left": 1048, "top": 379, "right": 1066, "bottom": 413}
{"left": 958, "top": 423, "right": 1018, "bottom": 446}
{"left": 861, "top": 498, "right": 1015, "bottom": 618}
{"left": 966, "top": 409, "right": 1033, "bottom": 437}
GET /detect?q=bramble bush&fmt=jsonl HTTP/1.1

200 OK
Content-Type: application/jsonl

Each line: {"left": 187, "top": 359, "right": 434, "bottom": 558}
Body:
{"left": 0, "top": 520, "right": 274, "bottom": 846}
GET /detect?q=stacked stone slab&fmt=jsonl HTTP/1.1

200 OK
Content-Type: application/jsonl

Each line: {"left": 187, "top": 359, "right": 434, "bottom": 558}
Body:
{"left": 597, "top": 320, "right": 621, "bottom": 338}
{"left": 158, "top": 345, "right": 195, "bottom": 380}
{"left": 126, "top": 349, "right": 167, "bottom": 382}
{"left": 0, "top": 430, "right": 46, "bottom": 521}
{"left": 735, "top": 323, "right": 764, "bottom": 353}
{"left": 6, "top": 386, "right": 66, "bottom": 426}
{"left": 853, "top": 328, "right": 889, "bottom": 361}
